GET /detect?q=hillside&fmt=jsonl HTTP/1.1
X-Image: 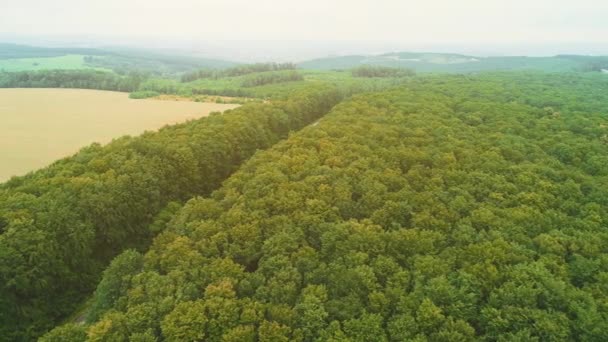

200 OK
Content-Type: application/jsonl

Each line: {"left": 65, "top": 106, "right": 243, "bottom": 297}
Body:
{"left": 42, "top": 72, "right": 608, "bottom": 341}
{"left": 0, "top": 43, "right": 238, "bottom": 76}
{"left": 0, "top": 43, "right": 109, "bottom": 59}
{"left": 299, "top": 52, "right": 608, "bottom": 73}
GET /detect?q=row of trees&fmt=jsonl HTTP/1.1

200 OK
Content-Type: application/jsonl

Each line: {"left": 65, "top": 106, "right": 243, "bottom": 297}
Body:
{"left": 0, "top": 70, "right": 147, "bottom": 92}
{"left": 241, "top": 70, "right": 304, "bottom": 87}
{"left": 0, "top": 84, "right": 343, "bottom": 340}
{"left": 351, "top": 65, "right": 415, "bottom": 78}
{"left": 181, "top": 63, "right": 297, "bottom": 82}
{"left": 44, "top": 72, "right": 608, "bottom": 341}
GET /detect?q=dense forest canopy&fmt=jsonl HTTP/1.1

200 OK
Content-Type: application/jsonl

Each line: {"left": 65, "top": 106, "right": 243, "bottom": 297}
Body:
{"left": 240, "top": 70, "right": 304, "bottom": 87}
{"left": 181, "top": 63, "right": 297, "bottom": 82}
{"left": 39, "top": 72, "right": 608, "bottom": 341}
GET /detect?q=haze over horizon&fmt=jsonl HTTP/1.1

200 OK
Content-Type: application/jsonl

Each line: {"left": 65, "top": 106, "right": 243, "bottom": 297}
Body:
{"left": 2, "top": 0, "right": 608, "bottom": 61}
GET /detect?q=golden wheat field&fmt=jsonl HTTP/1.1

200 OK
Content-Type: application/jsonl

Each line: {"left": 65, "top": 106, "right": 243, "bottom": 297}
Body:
{"left": 0, "top": 88, "right": 239, "bottom": 181}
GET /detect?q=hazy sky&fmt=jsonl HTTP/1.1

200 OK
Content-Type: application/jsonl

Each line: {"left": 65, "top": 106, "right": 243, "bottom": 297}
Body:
{"left": 2, "top": 0, "right": 608, "bottom": 58}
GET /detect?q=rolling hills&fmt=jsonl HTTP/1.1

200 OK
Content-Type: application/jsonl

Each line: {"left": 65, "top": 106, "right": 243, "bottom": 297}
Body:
{"left": 299, "top": 52, "right": 608, "bottom": 73}
{"left": 0, "top": 43, "right": 238, "bottom": 76}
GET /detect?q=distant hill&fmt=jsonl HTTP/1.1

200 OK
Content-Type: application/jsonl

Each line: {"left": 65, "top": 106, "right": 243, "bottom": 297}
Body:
{"left": 299, "top": 52, "right": 608, "bottom": 73}
{"left": 97, "top": 47, "right": 239, "bottom": 72}
{"left": 0, "top": 43, "right": 239, "bottom": 75}
{"left": 0, "top": 43, "right": 108, "bottom": 59}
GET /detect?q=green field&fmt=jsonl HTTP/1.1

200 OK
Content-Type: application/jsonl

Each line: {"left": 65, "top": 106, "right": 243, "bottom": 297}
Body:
{"left": 0, "top": 88, "right": 238, "bottom": 181}
{"left": 0, "top": 54, "right": 103, "bottom": 71}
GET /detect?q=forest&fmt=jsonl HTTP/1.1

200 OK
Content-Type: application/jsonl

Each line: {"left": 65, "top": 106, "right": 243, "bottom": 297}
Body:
{"left": 181, "top": 63, "right": 297, "bottom": 82}
{"left": 240, "top": 71, "right": 304, "bottom": 87}
{"left": 0, "top": 70, "right": 146, "bottom": 92}
{"left": 0, "top": 84, "right": 342, "bottom": 340}
{"left": 24, "top": 72, "right": 607, "bottom": 341}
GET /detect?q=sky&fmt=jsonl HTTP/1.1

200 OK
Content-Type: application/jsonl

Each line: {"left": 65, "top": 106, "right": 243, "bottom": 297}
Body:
{"left": 1, "top": 0, "right": 608, "bottom": 59}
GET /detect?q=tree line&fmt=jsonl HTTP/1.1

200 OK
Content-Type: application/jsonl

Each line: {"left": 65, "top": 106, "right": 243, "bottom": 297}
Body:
{"left": 0, "top": 69, "right": 147, "bottom": 92}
